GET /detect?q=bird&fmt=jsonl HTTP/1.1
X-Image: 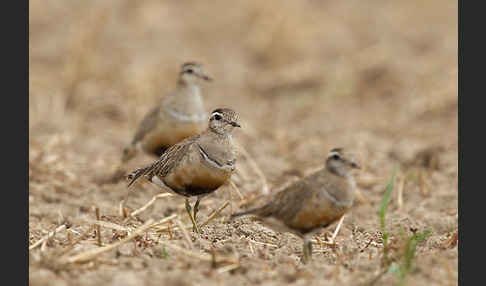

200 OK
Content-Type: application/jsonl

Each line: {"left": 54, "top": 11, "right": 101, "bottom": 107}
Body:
{"left": 97, "top": 62, "right": 212, "bottom": 185}
{"left": 231, "top": 148, "right": 361, "bottom": 263}
{"left": 126, "top": 108, "right": 241, "bottom": 234}
{"left": 122, "top": 62, "right": 212, "bottom": 162}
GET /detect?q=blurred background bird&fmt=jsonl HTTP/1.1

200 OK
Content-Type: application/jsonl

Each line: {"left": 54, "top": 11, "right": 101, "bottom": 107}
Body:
{"left": 232, "top": 148, "right": 361, "bottom": 263}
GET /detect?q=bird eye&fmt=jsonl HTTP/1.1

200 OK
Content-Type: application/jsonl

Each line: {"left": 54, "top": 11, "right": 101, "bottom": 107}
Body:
{"left": 186, "top": 69, "right": 193, "bottom": 74}
{"left": 332, "top": 154, "right": 340, "bottom": 160}
{"left": 213, "top": 114, "right": 222, "bottom": 120}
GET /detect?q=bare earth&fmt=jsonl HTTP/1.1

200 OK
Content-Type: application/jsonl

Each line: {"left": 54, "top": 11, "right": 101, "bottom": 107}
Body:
{"left": 29, "top": 1, "right": 458, "bottom": 285}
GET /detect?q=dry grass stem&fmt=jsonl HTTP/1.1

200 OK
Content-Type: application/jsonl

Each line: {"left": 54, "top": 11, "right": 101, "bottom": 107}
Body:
{"left": 327, "top": 215, "right": 345, "bottom": 244}
{"left": 63, "top": 219, "right": 154, "bottom": 264}
{"left": 200, "top": 201, "right": 230, "bottom": 228}
{"left": 217, "top": 263, "right": 241, "bottom": 274}
{"left": 119, "top": 201, "right": 125, "bottom": 217}
{"left": 95, "top": 207, "right": 102, "bottom": 246}
{"left": 41, "top": 237, "right": 49, "bottom": 252}
{"left": 167, "top": 223, "right": 173, "bottom": 240}
{"left": 230, "top": 180, "right": 245, "bottom": 201}
{"left": 29, "top": 224, "right": 67, "bottom": 251}
{"left": 130, "top": 193, "right": 174, "bottom": 217}
{"left": 150, "top": 214, "right": 178, "bottom": 228}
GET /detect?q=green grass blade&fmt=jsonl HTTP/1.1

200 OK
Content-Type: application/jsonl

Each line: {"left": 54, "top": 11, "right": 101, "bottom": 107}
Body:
{"left": 380, "top": 166, "right": 398, "bottom": 231}
{"left": 379, "top": 166, "right": 399, "bottom": 264}
{"left": 397, "top": 228, "right": 431, "bottom": 285}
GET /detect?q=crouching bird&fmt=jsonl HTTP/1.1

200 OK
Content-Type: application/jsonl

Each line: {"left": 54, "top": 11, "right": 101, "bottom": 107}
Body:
{"left": 231, "top": 148, "right": 361, "bottom": 263}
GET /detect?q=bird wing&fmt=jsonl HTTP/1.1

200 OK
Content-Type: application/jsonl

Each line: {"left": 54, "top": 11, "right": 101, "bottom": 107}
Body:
{"left": 253, "top": 179, "right": 312, "bottom": 221}
{"left": 127, "top": 134, "right": 200, "bottom": 187}
{"left": 131, "top": 105, "right": 161, "bottom": 145}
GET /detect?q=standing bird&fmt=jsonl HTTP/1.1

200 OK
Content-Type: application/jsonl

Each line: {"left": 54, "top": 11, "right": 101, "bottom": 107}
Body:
{"left": 231, "top": 148, "right": 361, "bottom": 263}
{"left": 127, "top": 108, "right": 241, "bottom": 233}
{"left": 98, "top": 62, "right": 212, "bottom": 185}
{"left": 122, "top": 62, "right": 212, "bottom": 161}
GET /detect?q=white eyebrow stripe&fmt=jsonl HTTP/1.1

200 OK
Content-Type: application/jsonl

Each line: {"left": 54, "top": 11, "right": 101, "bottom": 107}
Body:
{"left": 211, "top": 112, "right": 223, "bottom": 118}
{"left": 328, "top": 151, "right": 341, "bottom": 158}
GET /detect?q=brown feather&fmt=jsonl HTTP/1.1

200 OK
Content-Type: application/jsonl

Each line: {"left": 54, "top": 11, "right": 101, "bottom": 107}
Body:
{"left": 127, "top": 134, "right": 199, "bottom": 187}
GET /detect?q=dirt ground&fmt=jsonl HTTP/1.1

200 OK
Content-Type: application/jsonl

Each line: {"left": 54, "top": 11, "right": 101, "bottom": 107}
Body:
{"left": 29, "top": 0, "right": 458, "bottom": 285}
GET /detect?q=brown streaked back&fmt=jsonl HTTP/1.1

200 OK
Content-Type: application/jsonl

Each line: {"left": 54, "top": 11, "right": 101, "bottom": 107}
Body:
{"left": 127, "top": 134, "right": 199, "bottom": 187}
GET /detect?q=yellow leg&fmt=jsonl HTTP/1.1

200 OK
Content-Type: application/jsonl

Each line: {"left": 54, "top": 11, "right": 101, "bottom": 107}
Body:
{"left": 185, "top": 198, "right": 200, "bottom": 234}
{"left": 193, "top": 197, "right": 201, "bottom": 225}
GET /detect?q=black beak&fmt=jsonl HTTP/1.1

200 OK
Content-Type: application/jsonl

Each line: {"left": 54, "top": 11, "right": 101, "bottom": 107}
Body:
{"left": 231, "top": 122, "right": 241, "bottom": 128}
{"left": 351, "top": 162, "right": 361, "bottom": 169}
{"left": 202, "top": 75, "right": 213, "bottom": 81}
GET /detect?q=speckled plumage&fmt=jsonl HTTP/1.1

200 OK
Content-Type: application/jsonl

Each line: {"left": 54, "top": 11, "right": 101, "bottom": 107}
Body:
{"left": 127, "top": 108, "right": 240, "bottom": 198}
{"left": 127, "top": 108, "right": 240, "bottom": 233}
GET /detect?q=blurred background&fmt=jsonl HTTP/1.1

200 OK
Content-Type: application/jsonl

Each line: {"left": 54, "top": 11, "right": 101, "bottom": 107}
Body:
{"left": 29, "top": 0, "right": 457, "bottom": 285}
